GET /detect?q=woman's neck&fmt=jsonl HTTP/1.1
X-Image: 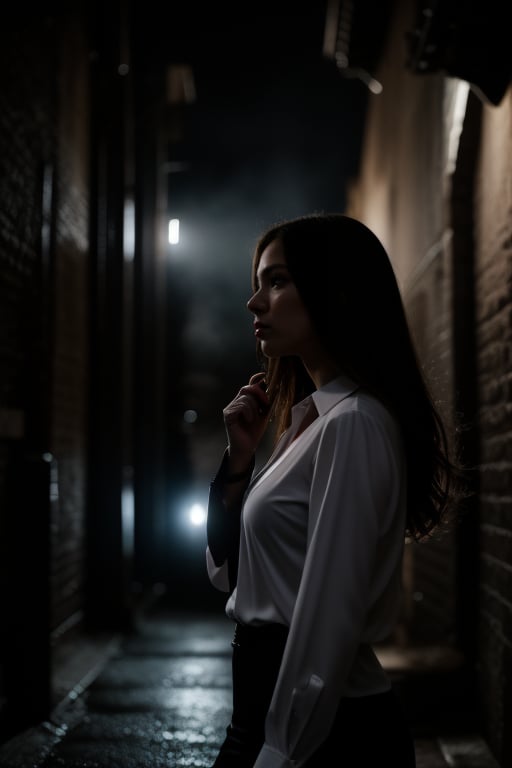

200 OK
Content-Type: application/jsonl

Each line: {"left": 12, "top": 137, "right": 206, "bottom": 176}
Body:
{"left": 303, "top": 359, "right": 342, "bottom": 390}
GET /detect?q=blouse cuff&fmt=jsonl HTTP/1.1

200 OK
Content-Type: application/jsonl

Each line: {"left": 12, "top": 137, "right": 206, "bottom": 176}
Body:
{"left": 206, "top": 449, "right": 255, "bottom": 590}
{"left": 253, "top": 745, "right": 296, "bottom": 768}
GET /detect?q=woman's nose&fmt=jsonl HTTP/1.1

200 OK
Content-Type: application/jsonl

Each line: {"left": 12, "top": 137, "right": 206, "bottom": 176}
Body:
{"left": 247, "top": 290, "right": 263, "bottom": 313}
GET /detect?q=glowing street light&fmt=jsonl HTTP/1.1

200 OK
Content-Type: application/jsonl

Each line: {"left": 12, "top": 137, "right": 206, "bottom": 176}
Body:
{"left": 168, "top": 218, "right": 180, "bottom": 245}
{"left": 188, "top": 503, "right": 206, "bottom": 527}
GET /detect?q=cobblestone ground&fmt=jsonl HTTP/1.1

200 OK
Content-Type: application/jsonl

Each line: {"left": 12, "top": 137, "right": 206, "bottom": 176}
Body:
{"left": 0, "top": 610, "right": 499, "bottom": 768}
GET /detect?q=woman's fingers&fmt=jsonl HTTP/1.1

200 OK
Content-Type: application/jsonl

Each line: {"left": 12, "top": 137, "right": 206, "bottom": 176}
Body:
{"left": 223, "top": 374, "right": 270, "bottom": 426}
{"left": 248, "top": 372, "right": 266, "bottom": 387}
{"left": 223, "top": 393, "right": 259, "bottom": 424}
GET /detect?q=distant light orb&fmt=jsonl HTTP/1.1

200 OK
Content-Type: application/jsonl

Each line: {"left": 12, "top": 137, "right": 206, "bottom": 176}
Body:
{"left": 183, "top": 409, "right": 198, "bottom": 423}
{"left": 188, "top": 503, "right": 206, "bottom": 527}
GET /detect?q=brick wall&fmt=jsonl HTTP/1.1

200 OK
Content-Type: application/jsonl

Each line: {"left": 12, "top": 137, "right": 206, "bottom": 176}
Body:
{"left": 473, "top": 92, "right": 512, "bottom": 764}
{"left": 347, "top": 0, "right": 512, "bottom": 763}
{"left": 0, "top": 16, "right": 54, "bottom": 444}
{"left": 0, "top": 5, "right": 90, "bottom": 731}
{"left": 49, "top": 9, "right": 91, "bottom": 636}
{"left": 0, "top": 10, "right": 57, "bottom": 730}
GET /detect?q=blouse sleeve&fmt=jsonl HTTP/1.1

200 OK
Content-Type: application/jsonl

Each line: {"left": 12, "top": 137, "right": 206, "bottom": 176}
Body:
{"left": 206, "top": 449, "right": 255, "bottom": 594}
{"left": 254, "top": 408, "right": 403, "bottom": 768}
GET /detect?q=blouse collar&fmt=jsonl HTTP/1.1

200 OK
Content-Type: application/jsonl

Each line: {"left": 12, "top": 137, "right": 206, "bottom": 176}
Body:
{"left": 310, "top": 373, "right": 359, "bottom": 416}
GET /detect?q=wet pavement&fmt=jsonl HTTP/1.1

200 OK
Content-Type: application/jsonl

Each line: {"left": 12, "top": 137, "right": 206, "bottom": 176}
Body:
{"left": 0, "top": 606, "right": 500, "bottom": 768}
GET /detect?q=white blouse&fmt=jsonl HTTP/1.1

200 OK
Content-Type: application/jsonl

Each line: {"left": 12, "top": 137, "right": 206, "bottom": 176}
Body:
{"left": 206, "top": 374, "right": 408, "bottom": 768}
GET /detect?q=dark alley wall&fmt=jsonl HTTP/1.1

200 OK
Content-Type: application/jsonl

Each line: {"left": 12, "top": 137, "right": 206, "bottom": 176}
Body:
{"left": 347, "top": 0, "right": 512, "bottom": 764}
{"left": 0, "top": 4, "right": 91, "bottom": 738}
{"left": 0, "top": 0, "right": 216, "bottom": 741}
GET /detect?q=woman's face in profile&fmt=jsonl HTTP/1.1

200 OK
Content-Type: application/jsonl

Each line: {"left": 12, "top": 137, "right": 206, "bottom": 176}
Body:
{"left": 247, "top": 239, "right": 319, "bottom": 362}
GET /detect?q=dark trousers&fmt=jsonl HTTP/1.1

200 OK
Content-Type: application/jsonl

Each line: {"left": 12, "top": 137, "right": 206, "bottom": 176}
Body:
{"left": 212, "top": 622, "right": 416, "bottom": 768}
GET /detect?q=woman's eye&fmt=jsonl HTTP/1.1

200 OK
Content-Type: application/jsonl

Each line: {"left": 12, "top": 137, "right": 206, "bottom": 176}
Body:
{"left": 270, "top": 274, "right": 287, "bottom": 287}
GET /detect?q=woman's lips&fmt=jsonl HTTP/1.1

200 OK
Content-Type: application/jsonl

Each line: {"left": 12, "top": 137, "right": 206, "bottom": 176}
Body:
{"left": 254, "top": 322, "right": 271, "bottom": 338}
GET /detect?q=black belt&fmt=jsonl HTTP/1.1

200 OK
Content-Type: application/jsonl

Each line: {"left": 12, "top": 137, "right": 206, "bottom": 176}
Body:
{"left": 232, "top": 621, "right": 289, "bottom": 649}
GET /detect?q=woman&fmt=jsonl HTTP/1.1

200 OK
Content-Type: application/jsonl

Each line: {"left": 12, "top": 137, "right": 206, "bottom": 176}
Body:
{"left": 206, "top": 213, "right": 465, "bottom": 768}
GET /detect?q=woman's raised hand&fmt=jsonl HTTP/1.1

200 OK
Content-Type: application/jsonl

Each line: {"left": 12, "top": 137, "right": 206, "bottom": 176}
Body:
{"left": 223, "top": 372, "right": 270, "bottom": 470}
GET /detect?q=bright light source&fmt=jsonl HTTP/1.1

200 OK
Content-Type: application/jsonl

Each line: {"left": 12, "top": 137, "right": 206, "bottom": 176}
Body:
{"left": 122, "top": 482, "right": 134, "bottom": 558}
{"left": 168, "top": 218, "right": 180, "bottom": 244}
{"left": 188, "top": 503, "right": 206, "bottom": 527}
{"left": 446, "top": 80, "right": 469, "bottom": 174}
{"left": 123, "top": 198, "right": 135, "bottom": 261}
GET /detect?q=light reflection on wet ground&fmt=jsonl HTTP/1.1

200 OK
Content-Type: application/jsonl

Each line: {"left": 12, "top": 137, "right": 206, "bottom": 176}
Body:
{"left": 0, "top": 609, "right": 499, "bottom": 767}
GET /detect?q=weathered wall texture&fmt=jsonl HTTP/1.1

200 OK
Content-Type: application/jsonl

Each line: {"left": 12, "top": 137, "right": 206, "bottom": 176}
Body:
{"left": 347, "top": 0, "right": 512, "bottom": 763}
{"left": 0, "top": 6, "right": 91, "bottom": 735}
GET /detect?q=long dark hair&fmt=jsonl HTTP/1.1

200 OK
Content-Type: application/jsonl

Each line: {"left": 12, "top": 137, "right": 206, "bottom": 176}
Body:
{"left": 251, "top": 213, "right": 467, "bottom": 541}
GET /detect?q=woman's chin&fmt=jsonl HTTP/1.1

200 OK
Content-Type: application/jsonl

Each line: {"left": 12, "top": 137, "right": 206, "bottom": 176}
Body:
{"left": 259, "top": 342, "right": 281, "bottom": 359}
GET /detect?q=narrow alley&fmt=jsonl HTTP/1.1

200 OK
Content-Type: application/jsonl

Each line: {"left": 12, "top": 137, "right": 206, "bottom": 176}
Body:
{"left": 1, "top": 1, "right": 512, "bottom": 766}
{"left": 0, "top": 605, "right": 499, "bottom": 768}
